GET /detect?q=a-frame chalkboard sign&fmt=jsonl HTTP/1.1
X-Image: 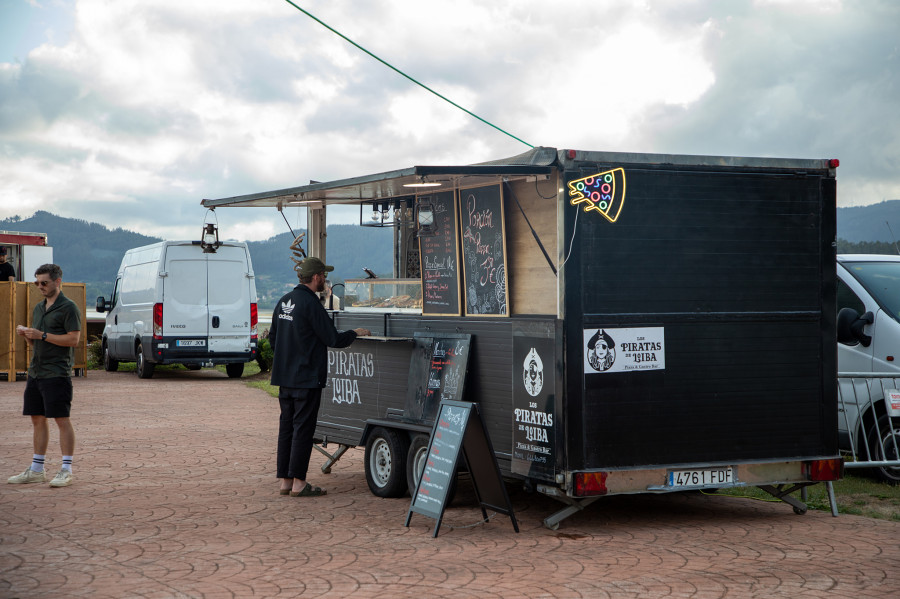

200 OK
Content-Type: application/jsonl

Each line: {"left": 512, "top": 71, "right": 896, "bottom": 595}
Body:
{"left": 405, "top": 400, "right": 519, "bottom": 537}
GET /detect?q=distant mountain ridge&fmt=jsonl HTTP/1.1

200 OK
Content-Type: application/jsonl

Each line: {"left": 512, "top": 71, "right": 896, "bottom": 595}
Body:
{"left": 3, "top": 202, "right": 898, "bottom": 306}
{"left": 0, "top": 211, "right": 393, "bottom": 308}
{"left": 837, "top": 200, "right": 900, "bottom": 243}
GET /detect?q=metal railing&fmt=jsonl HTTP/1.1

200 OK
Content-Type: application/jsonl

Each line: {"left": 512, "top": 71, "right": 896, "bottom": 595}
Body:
{"left": 837, "top": 373, "right": 900, "bottom": 473}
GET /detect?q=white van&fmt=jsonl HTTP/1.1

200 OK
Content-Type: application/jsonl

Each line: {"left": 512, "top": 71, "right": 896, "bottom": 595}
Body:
{"left": 836, "top": 254, "right": 900, "bottom": 482}
{"left": 97, "top": 241, "right": 259, "bottom": 379}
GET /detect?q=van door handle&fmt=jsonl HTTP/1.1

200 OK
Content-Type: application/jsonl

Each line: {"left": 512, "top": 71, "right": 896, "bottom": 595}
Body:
{"left": 114, "top": 315, "right": 118, "bottom": 325}
{"left": 212, "top": 316, "right": 220, "bottom": 328}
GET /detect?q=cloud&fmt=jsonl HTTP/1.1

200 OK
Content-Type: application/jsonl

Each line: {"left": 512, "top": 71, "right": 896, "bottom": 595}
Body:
{"left": 0, "top": 0, "right": 897, "bottom": 241}
{"left": 634, "top": 0, "right": 900, "bottom": 203}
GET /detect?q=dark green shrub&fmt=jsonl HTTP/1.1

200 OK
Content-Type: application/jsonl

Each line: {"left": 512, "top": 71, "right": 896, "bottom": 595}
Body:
{"left": 256, "top": 337, "right": 273, "bottom": 372}
{"left": 87, "top": 335, "right": 103, "bottom": 369}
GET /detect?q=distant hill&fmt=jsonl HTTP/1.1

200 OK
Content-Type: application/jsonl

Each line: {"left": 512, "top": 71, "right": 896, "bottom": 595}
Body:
{"left": 837, "top": 199, "right": 900, "bottom": 243}
{"left": 5, "top": 201, "right": 899, "bottom": 307}
{"left": 0, "top": 211, "right": 393, "bottom": 308}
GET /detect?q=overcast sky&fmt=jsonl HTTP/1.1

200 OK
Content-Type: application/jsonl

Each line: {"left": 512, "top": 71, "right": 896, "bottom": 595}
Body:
{"left": 1, "top": 0, "right": 897, "bottom": 241}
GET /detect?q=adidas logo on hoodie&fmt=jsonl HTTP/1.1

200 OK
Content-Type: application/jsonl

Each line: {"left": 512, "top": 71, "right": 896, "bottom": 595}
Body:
{"left": 278, "top": 298, "right": 295, "bottom": 321}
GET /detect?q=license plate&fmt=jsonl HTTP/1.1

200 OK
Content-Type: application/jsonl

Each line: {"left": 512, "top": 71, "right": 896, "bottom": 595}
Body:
{"left": 668, "top": 467, "right": 733, "bottom": 488}
{"left": 176, "top": 340, "right": 206, "bottom": 347}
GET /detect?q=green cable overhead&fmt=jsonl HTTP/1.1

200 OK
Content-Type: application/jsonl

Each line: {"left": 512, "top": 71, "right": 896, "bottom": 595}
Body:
{"left": 281, "top": 0, "right": 533, "bottom": 148}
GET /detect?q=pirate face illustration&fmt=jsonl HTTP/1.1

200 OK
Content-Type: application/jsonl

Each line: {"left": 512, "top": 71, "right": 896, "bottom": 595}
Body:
{"left": 587, "top": 329, "right": 616, "bottom": 372}
{"left": 523, "top": 347, "right": 544, "bottom": 397}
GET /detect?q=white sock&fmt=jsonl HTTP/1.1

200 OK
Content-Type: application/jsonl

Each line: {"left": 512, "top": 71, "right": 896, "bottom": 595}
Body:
{"left": 31, "top": 454, "right": 46, "bottom": 473}
{"left": 62, "top": 456, "right": 73, "bottom": 473}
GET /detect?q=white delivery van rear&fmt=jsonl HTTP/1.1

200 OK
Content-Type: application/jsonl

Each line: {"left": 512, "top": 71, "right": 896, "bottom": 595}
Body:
{"left": 99, "top": 241, "right": 258, "bottom": 379}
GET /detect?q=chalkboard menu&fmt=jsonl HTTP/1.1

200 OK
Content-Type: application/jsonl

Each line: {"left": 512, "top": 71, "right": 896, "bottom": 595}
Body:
{"left": 460, "top": 184, "right": 509, "bottom": 316}
{"left": 404, "top": 333, "right": 471, "bottom": 423}
{"left": 419, "top": 191, "right": 462, "bottom": 316}
{"left": 405, "top": 400, "right": 519, "bottom": 537}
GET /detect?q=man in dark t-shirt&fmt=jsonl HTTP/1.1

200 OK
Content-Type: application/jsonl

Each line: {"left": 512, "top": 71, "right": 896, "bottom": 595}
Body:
{"left": 9, "top": 264, "right": 81, "bottom": 488}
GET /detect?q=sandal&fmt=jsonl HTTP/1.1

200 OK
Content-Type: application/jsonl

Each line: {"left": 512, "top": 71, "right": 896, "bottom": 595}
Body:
{"left": 290, "top": 483, "right": 327, "bottom": 497}
{"left": 279, "top": 488, "right": 291, "bottom": 495}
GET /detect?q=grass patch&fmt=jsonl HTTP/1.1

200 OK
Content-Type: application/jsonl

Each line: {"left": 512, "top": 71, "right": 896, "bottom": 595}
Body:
{"left": 715, "top": 473, "right": 900, "bottom": 520}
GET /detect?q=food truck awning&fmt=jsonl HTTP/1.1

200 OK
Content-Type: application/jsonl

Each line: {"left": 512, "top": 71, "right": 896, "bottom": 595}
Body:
{"left": 201, "top": 147, "right": 558, "bottom": 209}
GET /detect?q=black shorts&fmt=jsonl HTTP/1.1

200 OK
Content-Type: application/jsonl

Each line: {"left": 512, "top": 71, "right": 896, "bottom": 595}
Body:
{"left": 24, "top": 376, "right": 73, "bottom": 418}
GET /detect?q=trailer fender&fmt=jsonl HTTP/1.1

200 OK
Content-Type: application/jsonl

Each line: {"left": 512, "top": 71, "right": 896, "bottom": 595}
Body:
{"left": 359, "top": 419, "right": 432, "bottom": 447}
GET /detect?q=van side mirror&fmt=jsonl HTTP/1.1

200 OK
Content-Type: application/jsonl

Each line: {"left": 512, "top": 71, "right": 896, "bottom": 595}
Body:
{"left": 96, "top": 296, "right": 108, "bottom": 313}
{"left": 837, "top": 307, "right": 874, "bottom": 347}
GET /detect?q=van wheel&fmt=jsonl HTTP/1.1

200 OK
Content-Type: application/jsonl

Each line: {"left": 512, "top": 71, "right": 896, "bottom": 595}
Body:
{"left": 866, "top": 414, "right": 900, "bottom": 485}
{"left": 136, "top": 343, "right": 155, "bottom": 379}
{"left": 365, "top": 427, "right": 409, "bottom": 497}
{"left": 103, "top": 342, "right": 119, "bottom": 372}
{"left": 225, "top": 363, "right": 244, "bottom": 378}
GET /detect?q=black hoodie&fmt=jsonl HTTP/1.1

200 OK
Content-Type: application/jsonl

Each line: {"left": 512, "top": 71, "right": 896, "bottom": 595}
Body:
{"left": 269, "top": 284, "right": 358, "bottom": 388}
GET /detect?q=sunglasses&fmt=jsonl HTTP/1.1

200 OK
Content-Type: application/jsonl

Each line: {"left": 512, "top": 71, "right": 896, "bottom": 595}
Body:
{"left": 34, "top": 280, "right": 53, "bottom": 287}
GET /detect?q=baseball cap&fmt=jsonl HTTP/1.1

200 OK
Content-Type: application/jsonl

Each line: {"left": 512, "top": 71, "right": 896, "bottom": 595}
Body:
{"left": 298, "top": 256, "right": 334, "bottom": 277}
{"left": 0, "top": 247, "right": 7, "bottom": 256}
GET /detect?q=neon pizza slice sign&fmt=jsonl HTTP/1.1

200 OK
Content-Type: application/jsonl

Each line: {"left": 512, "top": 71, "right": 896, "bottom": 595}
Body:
{"left": 567, "top": 168, "right": 626, "bottom": 223}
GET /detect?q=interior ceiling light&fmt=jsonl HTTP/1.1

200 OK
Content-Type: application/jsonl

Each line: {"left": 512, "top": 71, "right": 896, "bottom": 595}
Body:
{"left": 403, "top": 178, "right": 442, "bottom": 188}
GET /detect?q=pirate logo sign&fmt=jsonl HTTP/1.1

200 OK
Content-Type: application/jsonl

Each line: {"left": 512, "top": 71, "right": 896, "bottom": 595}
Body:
{"left": 586, "top": 329, "right": 616, "bottom": 372}
{"left": 523, "top": 347, "right": 544, "bottom": 397}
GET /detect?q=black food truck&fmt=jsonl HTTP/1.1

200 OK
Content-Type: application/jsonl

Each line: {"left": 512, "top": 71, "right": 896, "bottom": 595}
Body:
{"left": 204, "top": 147, "right": 842, "bottom": 528}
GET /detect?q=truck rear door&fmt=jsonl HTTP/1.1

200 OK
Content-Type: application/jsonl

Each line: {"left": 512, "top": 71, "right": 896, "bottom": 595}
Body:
{"left": 162, "top": 245, "right": 209, "bottom": 347}
{"left": 207, "top": 245, "right": 252, "bottom": 354}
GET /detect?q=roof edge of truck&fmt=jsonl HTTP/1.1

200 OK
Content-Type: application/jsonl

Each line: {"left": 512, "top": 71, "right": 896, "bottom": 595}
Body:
{"left": 201, "top": 147, "right": 836, "bottom": 210}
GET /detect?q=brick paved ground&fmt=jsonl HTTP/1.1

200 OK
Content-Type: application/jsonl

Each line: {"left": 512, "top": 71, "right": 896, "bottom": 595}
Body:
{"left": 1, "top": 370, "right": 899, "bottom": 598}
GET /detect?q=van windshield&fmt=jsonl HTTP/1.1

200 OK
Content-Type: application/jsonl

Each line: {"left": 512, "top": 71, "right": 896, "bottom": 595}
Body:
{"left": 845, "top": 261, "right": 900, "bottom": 321}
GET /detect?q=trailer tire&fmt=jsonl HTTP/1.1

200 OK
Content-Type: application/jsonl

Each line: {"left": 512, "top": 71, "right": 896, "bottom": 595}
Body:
{"left": 135, "top": 342, "right": 155, "bottom": 379}
{"left": 365, "top": 427, "right": 409, "bottom": 498}
{"left": 406, "top": 435, "right": 430, "bottom": 494}
{"left": 865, "top": 414, "right": 900, "bottom": 485}
{"left": 225, "top": 363, "right": 244, "bottom": 378}
{"left": 406, "top": 434, "right": 457, "bottom": 504}
{"left": 103, "top": 342, "right": 119, "bottom": 372}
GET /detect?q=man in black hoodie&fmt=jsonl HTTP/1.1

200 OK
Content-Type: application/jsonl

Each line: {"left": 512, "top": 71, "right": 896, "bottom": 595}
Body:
{"left": 269, "top": 257, "right": 370, "bottom": 497}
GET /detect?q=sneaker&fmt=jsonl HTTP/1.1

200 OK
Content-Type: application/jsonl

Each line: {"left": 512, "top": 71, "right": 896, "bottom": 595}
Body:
{"left": 49, "top": 470, "right": 74, "bottom": 488}
{"left": 8, "top": 468, "right": 47, "bottom": 484}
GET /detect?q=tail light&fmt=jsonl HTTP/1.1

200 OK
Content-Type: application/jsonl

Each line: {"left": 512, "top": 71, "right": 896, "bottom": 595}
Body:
{"left": 153, "top": 303, "right": 163, "bottom": 340}
{"left": 250, "top": 303, "right": 258, "bottom": 340}
{"left": 804, "top": 458, "right": 843, "bottom": 481}
{"left": 574, "top": 471, "right": 608, "bottom": 497}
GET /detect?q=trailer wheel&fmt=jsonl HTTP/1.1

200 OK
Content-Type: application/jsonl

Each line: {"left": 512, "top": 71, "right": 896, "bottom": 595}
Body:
{"left": 103, "top": 342, "right": 119, "bottom": 372}
{"left": 406, "top": 434, "right": 457, "bottom": 503}
{"left": 135, "top": 342, "right": 155, "bottom": 379}
{"left": 364, "top": 427, "right": 409, "bottom": 498}
{"left": 865, "top": 414, "right": 900, "bottom": 485}
{"left": 406, "top": 435, "right": 430, "bottom": 493}
{"left": 225, "top": 363, "right": 244, "bottom": 378}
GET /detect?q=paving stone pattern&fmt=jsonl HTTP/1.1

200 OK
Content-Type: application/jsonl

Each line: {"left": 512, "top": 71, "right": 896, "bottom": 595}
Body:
{"left": 1, "top": 370, "right": 899, "bottom": 598}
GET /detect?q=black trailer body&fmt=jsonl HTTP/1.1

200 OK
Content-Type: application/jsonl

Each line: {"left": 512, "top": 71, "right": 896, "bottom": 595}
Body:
{"left": 204, "top": 147, "right": 841, "bottom": 525}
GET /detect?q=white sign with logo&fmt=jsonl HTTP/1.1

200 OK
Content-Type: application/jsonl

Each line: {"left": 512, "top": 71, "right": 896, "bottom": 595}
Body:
{"left": 583, "top": 327, "right": 665, "bottom": 374}
{"left": 888, "top": 389, "right": 900, "bottom": 417}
